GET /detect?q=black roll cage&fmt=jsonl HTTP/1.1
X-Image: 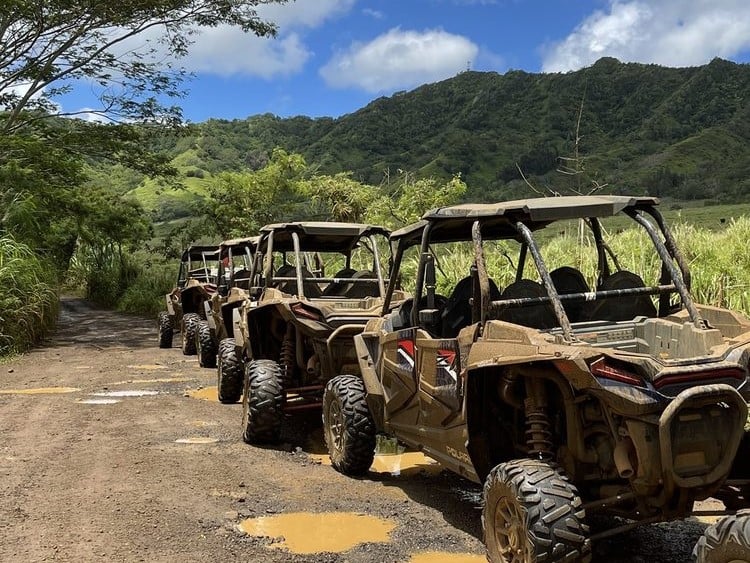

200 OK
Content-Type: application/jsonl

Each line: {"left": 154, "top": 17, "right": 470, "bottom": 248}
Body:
{"left": 251, "top": 231, "right": 389, "bottom": 299}
{"left": 383, "top": 206, "right": 706, "bottom": 341}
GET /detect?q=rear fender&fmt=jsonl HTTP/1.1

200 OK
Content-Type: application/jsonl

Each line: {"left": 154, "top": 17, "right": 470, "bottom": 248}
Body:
{"left": 354, "top": 332, "right": 383, "bottom": 397}
{"left": 354, "top": 331, "right": 386, "bottom": 432}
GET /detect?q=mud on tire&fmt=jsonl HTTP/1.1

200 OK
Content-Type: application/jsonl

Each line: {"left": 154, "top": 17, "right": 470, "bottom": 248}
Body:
{"left": 217, "top": 338, "right": 243, "bottom": 403}
{"left": 482, "top": 458, "right": 591, "bottom": 563}
{"left": 181, "top": 313, "right": 200, "bottom": 355}
{"left": 196, "top": 320, "right": 217, "bottom": 368}
{"left": 242, "top": 360, "right": 283, "bottom": 444}
{"left": 158, "top": 312, "right": 173, "bottom": 348}
{"left": 323, "top": 375, "right": 376, "bottom": 476}
{"left": 693, "top": 509, "right": 750, "bottom": 562}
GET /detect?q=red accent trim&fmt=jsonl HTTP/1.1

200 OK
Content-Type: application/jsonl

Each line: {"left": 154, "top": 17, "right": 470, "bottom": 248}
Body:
{"left": 438, "top": 350, "right": 456, "bottom": 365}
{"left": 291, "top": 302, "right": 321, "bottom": 321}
{"left": 398, "top": 339, "right": 415, "bottom": 357}
{"left": 654, "top": 368, "right": 744, "bottom": 390}
{"left": 591, "top": 357, "right": 642, "bottom": 386}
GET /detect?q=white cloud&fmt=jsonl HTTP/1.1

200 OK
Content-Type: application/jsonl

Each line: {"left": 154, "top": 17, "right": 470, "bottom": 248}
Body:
{"left": 109, "top": 0, "right": 354, "bottom": 79}
{"left": 179, "top": 0, "right": 355, "bottom": 77}
{"left": 542, "top": 0, "right": 750, "bottom": 72}
{"left": 186, "top": 28, "right": 310, "bottom": 77}
{"left": 362, "top": 8, "right": 384, "bottom": 19}
{"left": 259, "top": 0, "right": 356, "bottom": 30}
{"left": 320, "top": 28, "right": 479, "bottom": 92}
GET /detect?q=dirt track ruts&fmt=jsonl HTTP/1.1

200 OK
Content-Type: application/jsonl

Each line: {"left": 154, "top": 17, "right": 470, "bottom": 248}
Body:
{"left": 0, "top": 298, "right": 714, "bottom": 562}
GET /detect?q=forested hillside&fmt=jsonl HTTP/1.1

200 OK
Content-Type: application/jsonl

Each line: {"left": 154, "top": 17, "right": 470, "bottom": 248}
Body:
{"left": 140, "top": 57, "right": 750, "bottom": 218}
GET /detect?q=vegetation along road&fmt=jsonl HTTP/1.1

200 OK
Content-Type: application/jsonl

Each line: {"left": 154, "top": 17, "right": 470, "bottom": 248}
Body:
{"left": 0, "top": 298, "right": 722, "bottom": 562}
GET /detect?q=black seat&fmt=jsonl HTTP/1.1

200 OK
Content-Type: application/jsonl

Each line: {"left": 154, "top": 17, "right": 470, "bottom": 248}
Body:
{"left": 275, "top": 264, "right": 323, "bottom": 298}
{"left": 497, "top": 279, "right": 557, "bottom": 329}
{"left": 391, "top": 295, "right": 448, "bottom": 333}
{"left": 322, "top": 268, "right": 357, "bottom": 296}
{"left": 586, "top": 270, "right": 657, "bottom": 322}
{"left": 441, "top": 276, "right": 501, "bottom": 338}
{"left": 341, "top": 270, "right": 378, "bottom": 299}
{"left": 550, "top": 266, "right": 590, "bottom": 323}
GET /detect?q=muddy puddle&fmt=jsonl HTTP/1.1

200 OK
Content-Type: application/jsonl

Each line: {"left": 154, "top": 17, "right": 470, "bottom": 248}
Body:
{"left": 408, "top": 552, "right": 485, "bottom": 563}
{"left": 238, "top": 512, "right": 395, "bottom": 554}
{"left": 91, "top": 390, "right": 159, "bottom": 398}
{"left": 189, "top": 420, "right": 219, "bottom": 428}
{"left": 309, "top": 448, "right": 442, "bottom": 477}
{"left": 174, "top": 437, "right": 219, "bottom": 444}
{"left": 77, "top": 398, "right": 121, "bottom": 405}
{"left": 112, "top": 377, "right": 192, "bottom": 386}
{"left": 185, "top": 387, "right": 219, "bottom": 402}
{"left": 0, "top": 387, "right": 80, "bottom": 395}
{"left": 370, "top": 452, "right": 442, "bottom": 476}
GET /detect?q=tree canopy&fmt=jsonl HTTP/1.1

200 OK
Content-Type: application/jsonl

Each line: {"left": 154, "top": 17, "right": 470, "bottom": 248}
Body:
{"left": 0, "top": 0, "right": 284, "bottom": 130}
{"left": 0, "top": 0, "right": 286, "bottom": 268}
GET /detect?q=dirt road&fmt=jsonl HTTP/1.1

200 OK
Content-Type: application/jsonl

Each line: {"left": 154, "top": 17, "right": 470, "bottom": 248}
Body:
{"left": 0, "top": 298, "right": 712, "bottom": 562}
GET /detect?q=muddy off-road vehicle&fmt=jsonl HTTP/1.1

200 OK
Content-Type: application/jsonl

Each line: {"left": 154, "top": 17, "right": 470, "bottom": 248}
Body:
{"left": 194, "top": 237, "right": 258, "bottom": 394}
{"left": 322, "top": 196, "right": 750, "bottom": 562}
{"left": 157, "top": 245, "right": 219, "bottom": 354}
{"left": 233, "top": 222, "right": 408, "bottom": 444}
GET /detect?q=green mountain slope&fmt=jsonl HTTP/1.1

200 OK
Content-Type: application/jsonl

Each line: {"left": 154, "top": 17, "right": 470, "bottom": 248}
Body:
{"left": 130, "top": 57, "right": 750, "bottom": 216}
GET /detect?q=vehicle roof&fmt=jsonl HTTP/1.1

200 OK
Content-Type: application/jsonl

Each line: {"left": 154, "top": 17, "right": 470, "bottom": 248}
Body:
{"left": 391, "top": 195, "right": 659, "bottom": 246}
{"left": 219, "top": 236, "right": 259, "bottom": 253}
{"left": 181, "top": 245, "right": 220, "bottom": 261}
{"left": 258, "top": 222, "right": 390, "bottom": 252}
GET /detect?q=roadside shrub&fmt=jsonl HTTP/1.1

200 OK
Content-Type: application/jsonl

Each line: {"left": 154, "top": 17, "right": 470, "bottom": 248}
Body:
{"left": 116, "top": 260, "right": 175, "bottom": 316}
{"left": 0, "top": 235, "right": 58, "bottom": 354}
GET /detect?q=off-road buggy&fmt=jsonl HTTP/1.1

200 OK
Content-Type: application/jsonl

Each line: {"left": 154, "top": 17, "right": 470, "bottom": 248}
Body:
{"left": 321, "top": 195, "right": 750, "bottom": 562}
{"left": 233, "top": 222, "right": 408, "bottom": 444}
{"left": 193, "top": 237, "right": 258, "bottom": 400}
{"left": 157, "top": 245, "right": 219, "bottom": 355}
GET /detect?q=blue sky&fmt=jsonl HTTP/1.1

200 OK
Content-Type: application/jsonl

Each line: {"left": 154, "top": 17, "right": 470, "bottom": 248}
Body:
{"left": 61, "top": 0, "right": 750, "bottom": 123}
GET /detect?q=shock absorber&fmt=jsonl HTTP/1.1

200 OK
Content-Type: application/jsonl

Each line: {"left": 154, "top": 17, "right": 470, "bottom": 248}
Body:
{"left": 524, "top": 378, "right": 553, "bottom": 461}
{"left": 280, "top": 324, "right": 296, "bottom": 387}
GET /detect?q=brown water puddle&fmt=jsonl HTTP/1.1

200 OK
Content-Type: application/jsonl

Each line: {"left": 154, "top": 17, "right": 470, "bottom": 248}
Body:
{"left": 0, "top": 387, "right": 79, "bottom": 395}
{"left": 91, "top": 390, "right": 159, "bottom": 398}
{"left": 77, "top": 398, "right": 121, "bottom": 405}
{"left": 309, "top": 451, "right": 442, "bottom": 477}
{"left": 190, "top": 420, "right": 219, "bottom": 428}
{"left": 238, "top": 512, "right": 395, "bottom": 554}
{"left": 371, "top": 452, "right": 442, "bottom": 476}
{"left": 112, "top": 377, "right": 193, "bottom": 385}
{"left": 185, "top": 387, "right": 218, "bottom": 402}
{"left": 174, "top": 437, "right": 219, "bottom": 444}
{"left": 408, "top": 552, "right": 486, "bottom": 563}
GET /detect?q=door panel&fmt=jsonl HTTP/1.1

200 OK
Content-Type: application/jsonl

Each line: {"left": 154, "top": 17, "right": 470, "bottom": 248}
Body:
{"left": 379, "top": 328, "right": 419, "bottom": 424}
{"left": 417, "top": 337, "right": 464, "bottom": 428}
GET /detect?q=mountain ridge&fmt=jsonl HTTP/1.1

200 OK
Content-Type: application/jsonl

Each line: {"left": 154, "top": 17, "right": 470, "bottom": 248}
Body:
{"left": 138, "top": 57, "right": 750, "bottom": 217}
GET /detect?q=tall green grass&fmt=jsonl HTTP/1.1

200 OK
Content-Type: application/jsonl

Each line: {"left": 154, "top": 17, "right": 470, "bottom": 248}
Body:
{"left": 0, "top": 235, "right": 58, "bottom": 355}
